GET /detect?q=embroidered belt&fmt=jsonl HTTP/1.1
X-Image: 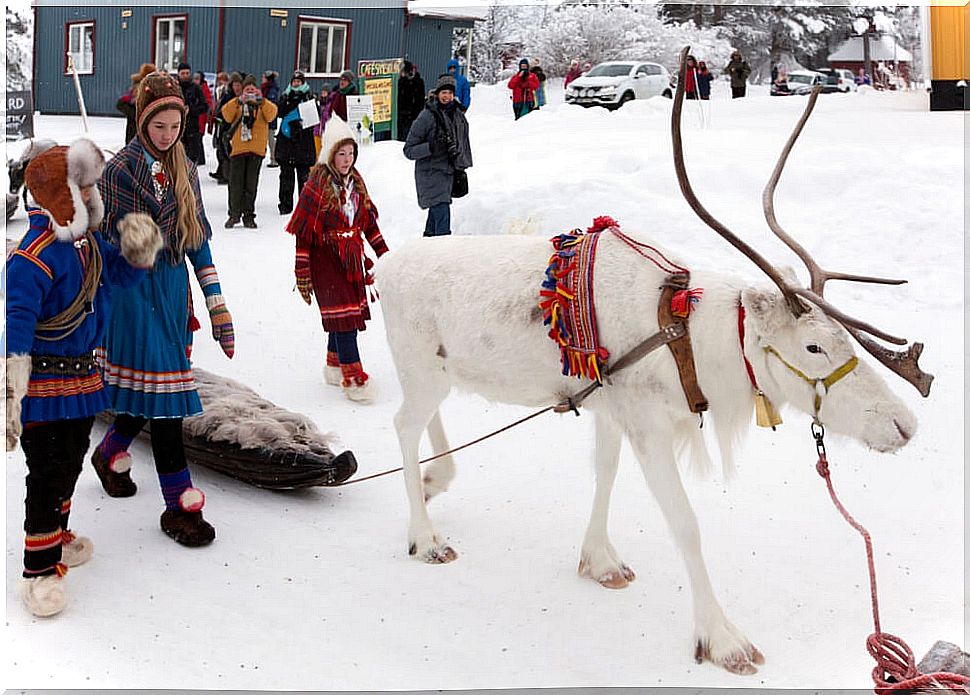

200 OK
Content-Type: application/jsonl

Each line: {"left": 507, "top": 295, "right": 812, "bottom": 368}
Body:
{"left": 31, "top": 354, "right": 97, "bottom": 376}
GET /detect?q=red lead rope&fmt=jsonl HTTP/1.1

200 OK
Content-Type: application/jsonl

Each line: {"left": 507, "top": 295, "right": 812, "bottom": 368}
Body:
{"left": 814, "top": 443, "right": 969, "bottom": 694}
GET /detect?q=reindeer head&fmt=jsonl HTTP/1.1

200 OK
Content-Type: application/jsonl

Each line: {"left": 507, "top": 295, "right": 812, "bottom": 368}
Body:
{"left": 672, "top": 46, "right": 928, "bottom": 451}
{"left": 741, "top": 284, "right": 916, "bottom": 452}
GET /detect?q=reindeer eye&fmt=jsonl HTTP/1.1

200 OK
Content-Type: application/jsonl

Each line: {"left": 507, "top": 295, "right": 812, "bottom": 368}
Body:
{"left": 806, "top": 344, "right": 822, "bottom": 354}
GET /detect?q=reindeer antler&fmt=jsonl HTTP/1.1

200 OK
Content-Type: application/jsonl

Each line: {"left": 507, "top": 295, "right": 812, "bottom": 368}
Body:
{"left": 671, "top": 46, "right": 933, "bottom": 396}
{"left": 670, "top": 48, "right": 805, "bottom": 316}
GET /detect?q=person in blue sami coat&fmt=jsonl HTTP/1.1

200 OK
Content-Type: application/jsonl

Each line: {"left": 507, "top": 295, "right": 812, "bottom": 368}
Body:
{"left": 89, "top": 72, "right": 235, "bottom": 548}
{"left": 5, "top": 138, "right": 163, "bottom": 617}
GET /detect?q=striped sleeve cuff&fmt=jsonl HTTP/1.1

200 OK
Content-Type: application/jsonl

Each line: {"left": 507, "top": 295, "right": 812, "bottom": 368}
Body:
{"left": 195, "top": 264, "right": 223, "bottom": 297}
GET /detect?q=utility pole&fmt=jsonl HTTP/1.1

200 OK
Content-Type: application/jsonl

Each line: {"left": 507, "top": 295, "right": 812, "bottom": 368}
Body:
{"left": 863, "top": 15, "right": 874, "bottom": 84}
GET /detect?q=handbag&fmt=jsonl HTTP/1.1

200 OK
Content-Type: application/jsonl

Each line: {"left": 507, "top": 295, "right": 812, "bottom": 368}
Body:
{"left": 451, "top": 168, "right": 468, "bottom": 198}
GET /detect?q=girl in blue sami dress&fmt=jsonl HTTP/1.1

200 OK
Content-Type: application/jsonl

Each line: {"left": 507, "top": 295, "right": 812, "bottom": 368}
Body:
{"left": 5, "top": 138, "right": 162, "bottom": 616}
{"left": 91, "top": 72, "right": 235, "bottom": 547}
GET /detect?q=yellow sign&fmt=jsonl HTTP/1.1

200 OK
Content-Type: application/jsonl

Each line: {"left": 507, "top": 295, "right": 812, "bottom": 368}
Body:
{"left": 358, "top": 59, "right": 402, "bottom": 79}
{"left": 362, "top": 77, "right": 393, "bottom": 124}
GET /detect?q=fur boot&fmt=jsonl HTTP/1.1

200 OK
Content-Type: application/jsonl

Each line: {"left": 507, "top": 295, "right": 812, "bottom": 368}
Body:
{"left": 90, "top": 449, "right": 137, "bottom": 497}
{"left": 21, "top": 574, "right": 67, "bottom": 617}
{"left": 160, "top": 509, "right": 215, "bottom": 547}
{"left": 323, "top": 364, "right": 342, "bottom": 386}
{"left": 61, "top": 531, "right": 94, "bottom": 567}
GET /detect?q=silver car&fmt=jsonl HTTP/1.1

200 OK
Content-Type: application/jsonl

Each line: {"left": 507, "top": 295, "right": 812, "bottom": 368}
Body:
{"left": 565, "top": 61, "right": 673, "bottom": 110}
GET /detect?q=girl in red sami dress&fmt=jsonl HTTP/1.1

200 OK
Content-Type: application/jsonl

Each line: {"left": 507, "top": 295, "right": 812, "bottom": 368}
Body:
{"left": 286, "top": 116, "right": 389, "bottom": 403}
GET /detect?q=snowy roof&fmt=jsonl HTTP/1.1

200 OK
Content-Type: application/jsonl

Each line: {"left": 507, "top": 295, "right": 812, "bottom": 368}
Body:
{"left": 827, "top": 35, "right": 913, "bottom": 62}
{"left": 407, "top": 0, "right": 489, "bottom": 21}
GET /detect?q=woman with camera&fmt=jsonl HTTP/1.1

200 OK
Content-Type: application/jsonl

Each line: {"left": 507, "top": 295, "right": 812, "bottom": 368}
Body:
{"left": 402, "top": 74, "right": 472, "bottom": 237}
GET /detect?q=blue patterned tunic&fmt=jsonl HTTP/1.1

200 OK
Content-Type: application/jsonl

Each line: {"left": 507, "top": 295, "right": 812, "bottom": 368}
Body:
{"left": 96, "top": 138, "right": 224, "bottom": 419}
{"left": 4, "top": 210, "right": 145, "bottom": 423}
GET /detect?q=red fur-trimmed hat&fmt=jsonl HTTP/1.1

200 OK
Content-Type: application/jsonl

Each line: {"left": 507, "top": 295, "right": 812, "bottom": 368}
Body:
{"left": 135, "top": 71, "right": 187, "bottom": 157}
{"left": 23, "top": 138, "right": 105, "bottom": 240}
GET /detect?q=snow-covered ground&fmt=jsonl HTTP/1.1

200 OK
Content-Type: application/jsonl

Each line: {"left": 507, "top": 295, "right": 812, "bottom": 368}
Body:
{"left": 3, "top": 79, "right": 964, "bottom": 690}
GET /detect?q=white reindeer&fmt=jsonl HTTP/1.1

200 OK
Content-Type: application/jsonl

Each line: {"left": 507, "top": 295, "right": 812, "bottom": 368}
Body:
{"left": 375, "top": 49, "right": 931, "bottom": 675}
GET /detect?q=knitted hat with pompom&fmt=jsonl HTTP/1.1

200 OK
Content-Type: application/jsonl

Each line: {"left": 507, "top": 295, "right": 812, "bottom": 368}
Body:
{"left": 135, "top": 71, "right": 187, "bottom": 158}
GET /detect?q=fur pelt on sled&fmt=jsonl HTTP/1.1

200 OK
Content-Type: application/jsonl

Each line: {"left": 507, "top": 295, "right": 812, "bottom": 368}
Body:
{"left": 187, "top": 367, "right": 336, "bottom": 454}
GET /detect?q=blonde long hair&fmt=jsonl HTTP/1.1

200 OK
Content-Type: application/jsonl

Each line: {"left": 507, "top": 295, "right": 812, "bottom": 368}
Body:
{"left": 162, "top": 141, "right": 205, "bottom": 254}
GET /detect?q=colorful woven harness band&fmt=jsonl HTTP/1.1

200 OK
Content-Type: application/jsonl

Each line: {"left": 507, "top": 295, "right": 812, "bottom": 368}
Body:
{"left": 539, "top": 228, "right": 610, "bottom": 382}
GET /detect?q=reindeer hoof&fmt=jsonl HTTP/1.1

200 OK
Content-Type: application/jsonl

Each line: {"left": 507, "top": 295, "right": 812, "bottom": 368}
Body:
{"left": 694, "top": 640, "right": 764, "bottom": 675}
{"left": 578, "top": 557, "right": 636, "bottom": 589}
{"left": 409, "top": 539, "right": 458, "bottom": 564}
{"left": 426, "top": 545, "right": 458, "bottom": 564}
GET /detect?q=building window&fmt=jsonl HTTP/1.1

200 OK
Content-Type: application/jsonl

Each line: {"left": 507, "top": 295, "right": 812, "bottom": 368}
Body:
{"left": 296, "top": 17, "right": 350, "bottom": 77}
{"left": 65, "top": 21, "right": 95, "bottom": 74}
{"left": 154, "top": 15, "right": 187, "bottom": 72}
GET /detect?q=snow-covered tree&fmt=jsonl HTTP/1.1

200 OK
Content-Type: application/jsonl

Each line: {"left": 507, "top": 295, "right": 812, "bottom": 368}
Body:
{"left": 528, "top": 4, "right": 731, "bottom": 77}
{"left": 6, "top": 6, "right": 33, "bottom": 91}
{"left": 470, "top": 4, "right": 546, "bottom": 83}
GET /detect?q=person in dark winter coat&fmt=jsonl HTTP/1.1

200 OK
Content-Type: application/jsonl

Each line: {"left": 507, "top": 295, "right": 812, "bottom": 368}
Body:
{"left": 403, "top": 74, "right": 472, "bottom": 237}
{"left": 508, "top": 58, "right": 540, "bottom": 120}
{"left": 275, "top": 71, "right": 317, "bottom": 215}
{"left": 286, "top": 116, "right": 390, "bottom": 403}
{"left": 725, "top": 50, "right": 752, "bottom": 98}
{"left": 210, "top": 72, "right": 242, "bottom": 185}
{"left": 91, "top": 71, "right": 234, "bottom": 549}
{"left": 446, "top": 58, "right": 471, "bottom": 109}
{"left": 5, "top": 139, "right": 162, "bottom": 617}
{"left": 329, "top": 70, "right": 358, "bottom": 123}
{"left": 396, "top": 60, "right": 426, "bottom": 141}
{"left": 176, "top": 62, "right": 209, "bottom": 165}
{"left": 118, "top": 63, "right": 156, "bottom": 144}
{"left": 696, "top": 61, "right": 714, "bottom": 100}
{"left": 261, "top": 70, "right": 281, "bottom": 167}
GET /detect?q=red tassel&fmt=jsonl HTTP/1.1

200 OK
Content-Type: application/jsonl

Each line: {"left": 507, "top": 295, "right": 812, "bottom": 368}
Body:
{"left": 671, "top": 288, "right": 703, "bottom": 318}
{"left": 587, "top": 216, "right": 620, "bottom": 234}
{"left": 188, "top": 315, "right": 202, "bottom": 332}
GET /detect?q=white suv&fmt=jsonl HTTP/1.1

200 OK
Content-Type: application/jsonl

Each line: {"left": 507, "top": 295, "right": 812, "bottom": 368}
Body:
{"left": 565, "top": 61, "right": 673, "bottom": 110}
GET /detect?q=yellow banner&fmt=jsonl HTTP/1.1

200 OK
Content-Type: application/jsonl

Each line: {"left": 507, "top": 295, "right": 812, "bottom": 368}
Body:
{"left": 363, "top": 77, "right": 393, "bottom": 124}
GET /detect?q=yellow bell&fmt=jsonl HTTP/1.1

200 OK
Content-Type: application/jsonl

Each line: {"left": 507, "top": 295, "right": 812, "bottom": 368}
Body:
{"left": 754, "top": 391, "right": 782, "bottom": 429}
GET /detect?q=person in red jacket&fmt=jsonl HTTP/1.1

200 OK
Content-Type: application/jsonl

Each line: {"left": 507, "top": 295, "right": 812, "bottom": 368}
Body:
{"left": 508, "top": 58, "right": 539, "bottom": 120}
{"left": 684, "top": 55, "right": 699, "bottom": 100}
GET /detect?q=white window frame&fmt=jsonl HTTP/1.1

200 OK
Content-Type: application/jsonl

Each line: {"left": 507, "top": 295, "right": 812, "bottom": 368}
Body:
{"left": 296, "top": 17, "right": 350, "bottom": 78}
{"left": 154, "top": 15, "right": 187, "bottom": 73}
{"left": 65, "top": 21, "right": 95, "bottom": 75}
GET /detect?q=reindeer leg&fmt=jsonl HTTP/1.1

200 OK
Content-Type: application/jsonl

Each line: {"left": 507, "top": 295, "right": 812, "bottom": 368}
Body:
{"left": 629, "top": 431, "right": 764, "bottom": 675}
{"left": 395, "top": 395, "right": 458, "bottom": 565}
{"left": 422, "top": 410, "right": 455, "bottom": 502}
{"left": 578, "top": 412, "right": 636, "bottom": 589}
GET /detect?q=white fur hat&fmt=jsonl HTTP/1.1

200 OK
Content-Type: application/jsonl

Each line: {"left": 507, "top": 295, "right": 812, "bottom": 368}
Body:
{"left": 23, "top": 138, "right": 105, "bottom": 240}
{"left": 319, "top": 115, "right": 358, "bottom": 168}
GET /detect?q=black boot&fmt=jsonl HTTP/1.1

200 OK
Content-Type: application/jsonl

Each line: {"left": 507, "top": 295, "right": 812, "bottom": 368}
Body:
{"left": 160, "top": 509, "right": 216, "bottom": 547}
{"left": 90, "top": 449, "right": 138, "bottom": 498}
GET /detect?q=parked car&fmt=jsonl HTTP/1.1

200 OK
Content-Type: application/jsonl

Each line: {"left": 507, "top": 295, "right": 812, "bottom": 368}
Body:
{"left": 771, "top": 70, "right": 827, "bottom": 96}
{"left": 815, "top": 67, "right": 858, "bottom": 93}
{"left": 565, "top": 61, "right": 673, "bottom": 110}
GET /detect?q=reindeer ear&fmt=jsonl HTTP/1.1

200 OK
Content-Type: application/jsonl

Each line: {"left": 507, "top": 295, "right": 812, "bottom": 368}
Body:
{"left": 742, "top": 285, "right": 792, "bottom": 339}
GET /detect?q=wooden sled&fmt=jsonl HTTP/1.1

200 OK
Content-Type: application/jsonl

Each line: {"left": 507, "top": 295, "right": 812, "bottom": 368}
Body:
{"left": 99, "top": 367, "right": 357, "bottom": 490}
